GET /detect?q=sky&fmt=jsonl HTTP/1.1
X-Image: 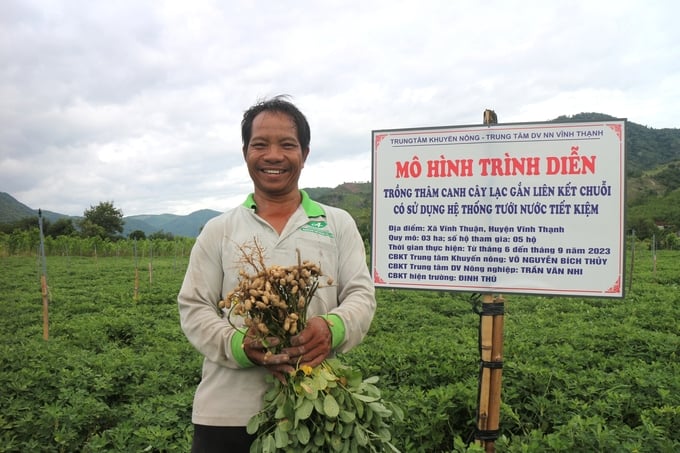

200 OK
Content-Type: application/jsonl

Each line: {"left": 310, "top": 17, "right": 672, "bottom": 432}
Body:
{"left": 1, "top": 0, "right": 679, "bottom": 217}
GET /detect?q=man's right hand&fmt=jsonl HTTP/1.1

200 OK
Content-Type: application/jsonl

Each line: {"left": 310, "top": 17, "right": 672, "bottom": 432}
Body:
{"left": 242, "top": 327, "right": 294, "bottom": 381}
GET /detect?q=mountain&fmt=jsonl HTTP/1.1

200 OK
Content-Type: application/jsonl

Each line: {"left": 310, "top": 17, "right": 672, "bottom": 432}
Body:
{"left": 0, "top": 192, "right": 220, "bottom": 238}
{"left": 305, "top": 183, "right": 372, "bottom": 239}
{"left": 123, "top": 209, "right": 221, "bottom": 238}
{"left": 553, "top": 112, "right": 680, "bottom": 176}
{"left": 0, "top": 192, "right": 35, "bottom": 223}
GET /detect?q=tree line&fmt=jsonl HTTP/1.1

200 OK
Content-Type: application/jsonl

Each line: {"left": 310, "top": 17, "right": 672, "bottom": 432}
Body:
{"left": 0, "top": 201, "right": 183, "bottom": 240}
{"left": 0, "top": 201, "right": 194, "bottom": 257}
{"left": 1, "top": 200, "right": 677, "bottom": 256}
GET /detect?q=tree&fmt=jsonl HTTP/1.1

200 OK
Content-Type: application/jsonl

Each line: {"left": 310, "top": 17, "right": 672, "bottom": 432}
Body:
{"left": 149, "top": 230, "right": 174, "bottom": 240}
{"left": 129, "top": 230, "right": 146, "bottom": 240}
{"left": 0, "top": 216, "right": 40, "bottom": 234}
{"left": 47, "top": 218, "right": 76, "bottom": 238}
{"left": 80, "top": 201, "right": 124, "bottom": 240}
{"left": 628, "top": 217, "right": 659, "bottom": 241}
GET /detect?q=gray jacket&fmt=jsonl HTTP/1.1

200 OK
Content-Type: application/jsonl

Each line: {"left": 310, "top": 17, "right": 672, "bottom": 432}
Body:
{"left": 178, "top": 191, "right": 376, "bottom": 426}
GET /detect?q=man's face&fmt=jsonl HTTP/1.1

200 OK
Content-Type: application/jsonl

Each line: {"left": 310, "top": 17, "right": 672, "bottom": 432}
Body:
{"left": 245, "top": 111, "right": 309, "bottom": 198}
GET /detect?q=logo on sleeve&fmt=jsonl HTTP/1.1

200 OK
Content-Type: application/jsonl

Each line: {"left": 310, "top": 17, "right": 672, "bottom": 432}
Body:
{"left": 301, "top": 220, "right": 334, "bottom": 238}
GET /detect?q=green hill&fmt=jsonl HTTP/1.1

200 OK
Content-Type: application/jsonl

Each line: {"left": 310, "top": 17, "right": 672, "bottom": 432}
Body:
{"left": 305, "top": 183, "right": 372, "bottom": 240}
{"left": 0, "top": 192, "right": 34, "bottom": 223}
{"left": 553, "top": 112, "right": 680, "bottom": 176}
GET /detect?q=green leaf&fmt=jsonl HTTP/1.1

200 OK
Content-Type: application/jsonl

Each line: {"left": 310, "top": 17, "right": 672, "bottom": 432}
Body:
{"left": 377, "top": 427, "right": 392, "bottom": 441}
{"left": 361, "top": 382, "right": 381, "bottom": 398}
{"left": 278, "top": 418, "right": 293, "bottom": 432}
{"left": 363, "top": 375, "right": 379, "bottom": 385}
{"left": 368, "top": 401, "right": 392, "bottom": 417}
{"left": 389, "top": 402, "right": 405, "bottom": 422}
{"left": 313, "top": 431, "right": 325, "bottom": 447}
{"left": 323, "top": 393, "right": 340, "bottom": 418}
{"left": 352, "top": 393, "right": 379, "bottom": 403}
{"left": 339, "top": 409, "right": 356, "bottom": 423}
{"left": 299, "top": 376, "right": 319, "bottom": 400}
{"left": 274, "top": 425, "right": 289, "bottom": 448}
{"left": 365, "top": 405, "right": 374, "bottom": 423}
{"left": 275, "top": 398, "right": 294, "bottom": 420}
{"left": 334, "top": 389, "right": 346, "bottom": 406}
{"left": 346, "top": 368, "right": 363, "bottom": 388}
{"left": 313, "top": 395, "right": 325, "bottom": 415}
{"left": 319, "top": 367, "right": 337, "bottom": 383}
{"left": 354, "top": 426, "right": 368, "bottom": 447}
{"left": 330, "top": 433, "right": 343, "bottom": 452}
{"left": 249, "top": 437, "right": 261, "bottom": 453}
{"left": 246, "top": 413, "right": 262, "bottom": 435}
{"left": 354, "top": 399, "right": 364, "bottom": 418}
{"left": 264, "top": 386, "right": 280, "bottom": 402}
{"left": 262, "top": 433, "right": 276, "bottom": 453}
{"left": 295, "top": 398, "right": 314, "bottom": 421}
{"left": 341, "top": 421, "right": 353, "bottom": 439}
{"left": 296, "top": 423, "right": 310, "bottom": 445}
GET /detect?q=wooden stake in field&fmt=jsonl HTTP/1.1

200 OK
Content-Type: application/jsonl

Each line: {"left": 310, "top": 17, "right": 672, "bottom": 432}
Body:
{"left": 475, "top": 110, "right": 505, "bottom": 453}
{"left": 37, "top": 209, "right": 49, "bottom": 341}
{"left": 629, "top": 230, "right": 635, "bottom": 293}
{"left": 652, "top": 234, "right": 657, "bottom": 276}
{"left": 148, "top": 243, "right": 154, "bottom": 287}
{"left": 133, "top": 239, "right": 140, "bottom": 302}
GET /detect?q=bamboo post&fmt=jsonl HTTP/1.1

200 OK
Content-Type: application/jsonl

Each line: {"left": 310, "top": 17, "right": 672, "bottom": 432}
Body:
{"left": 477, "top": 295, "right": 493, "bottom": 431}
{"left": 487, "top": 295, "right": 505, "bottom": 436}
{"left": 38, "top": 209, "right": 49, "bottom": 341}
{"left": 475, "top": 110, "right": 505, "bottom": 452}
{"left": 475, "top": 294, "right": 505, "bottom": 452}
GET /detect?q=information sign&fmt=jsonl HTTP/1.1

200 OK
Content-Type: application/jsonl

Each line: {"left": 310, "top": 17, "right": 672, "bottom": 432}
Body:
{"left": 371, "top": 120, "right": 626, "bottom": 297}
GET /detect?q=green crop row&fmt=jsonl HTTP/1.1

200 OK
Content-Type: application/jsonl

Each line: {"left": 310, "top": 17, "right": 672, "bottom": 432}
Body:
{"left": 0, "top": 250, "right": 678, "bottom": 452}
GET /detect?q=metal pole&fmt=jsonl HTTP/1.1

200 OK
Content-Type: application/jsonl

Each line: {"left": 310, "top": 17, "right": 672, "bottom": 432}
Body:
{"left": 38, "top": 209, "right": 49, "bottom": 340}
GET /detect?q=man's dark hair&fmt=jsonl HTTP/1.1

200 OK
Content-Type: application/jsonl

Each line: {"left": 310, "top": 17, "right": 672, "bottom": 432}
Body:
{"left": 241, "top": 95, "right": 311, "bottom": 154}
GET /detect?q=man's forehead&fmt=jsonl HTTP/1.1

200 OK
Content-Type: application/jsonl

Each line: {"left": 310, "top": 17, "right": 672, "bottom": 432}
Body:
{"left": 251, "top": 111, "right": 298, "bottom": 134}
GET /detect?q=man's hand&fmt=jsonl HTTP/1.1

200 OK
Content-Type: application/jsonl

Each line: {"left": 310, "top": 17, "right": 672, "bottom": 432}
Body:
{"left": 242, "top": 327, "right": 294, "bottom": 381}
{"left": 282, "top": 316, "right": 332, "bottom": 368}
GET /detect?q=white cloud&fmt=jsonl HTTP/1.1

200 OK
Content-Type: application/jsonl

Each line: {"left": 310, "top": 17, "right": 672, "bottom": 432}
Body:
{"left": 1, "top": 0, "right": 679, "bottom": 216}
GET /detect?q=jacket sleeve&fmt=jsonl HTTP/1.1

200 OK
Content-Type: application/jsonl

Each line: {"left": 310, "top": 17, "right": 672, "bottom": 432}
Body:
{"left": 177, "top": 219, "right": 251, "bottom": 369}
{"left": 325, "top": 208, "right": 376, "bottom": 353}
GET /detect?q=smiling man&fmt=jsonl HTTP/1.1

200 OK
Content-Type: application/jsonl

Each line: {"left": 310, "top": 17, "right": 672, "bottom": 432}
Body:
{"left": 178, "top": 95, "right": 376, "bottom": 452}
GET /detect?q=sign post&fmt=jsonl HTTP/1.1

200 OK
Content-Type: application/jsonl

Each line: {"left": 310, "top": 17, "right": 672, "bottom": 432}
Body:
{"left": 371, "top": 115, "right": 626, "bottom": 449}
{"left": 475, "top": 110, "right": 505, "bottom": 451}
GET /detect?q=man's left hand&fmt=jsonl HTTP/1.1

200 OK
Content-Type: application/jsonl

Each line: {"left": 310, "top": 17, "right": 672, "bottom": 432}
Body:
{"left": 282, "top": 316, "right": 332, "bottom": 368}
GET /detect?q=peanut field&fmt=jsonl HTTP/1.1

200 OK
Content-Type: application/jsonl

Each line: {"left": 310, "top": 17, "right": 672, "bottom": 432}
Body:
{"left": 1, "top": 245, "right": 678, "bottom": 452}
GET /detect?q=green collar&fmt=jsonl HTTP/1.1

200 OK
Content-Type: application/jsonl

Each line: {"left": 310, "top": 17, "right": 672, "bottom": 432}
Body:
{"left": 242, "top": 190, "right": 325, "bottom": 218}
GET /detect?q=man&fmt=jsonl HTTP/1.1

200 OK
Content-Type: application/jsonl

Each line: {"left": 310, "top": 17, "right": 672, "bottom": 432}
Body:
{"left": 178, "top": 95, "right": 376, "bottom": 452}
